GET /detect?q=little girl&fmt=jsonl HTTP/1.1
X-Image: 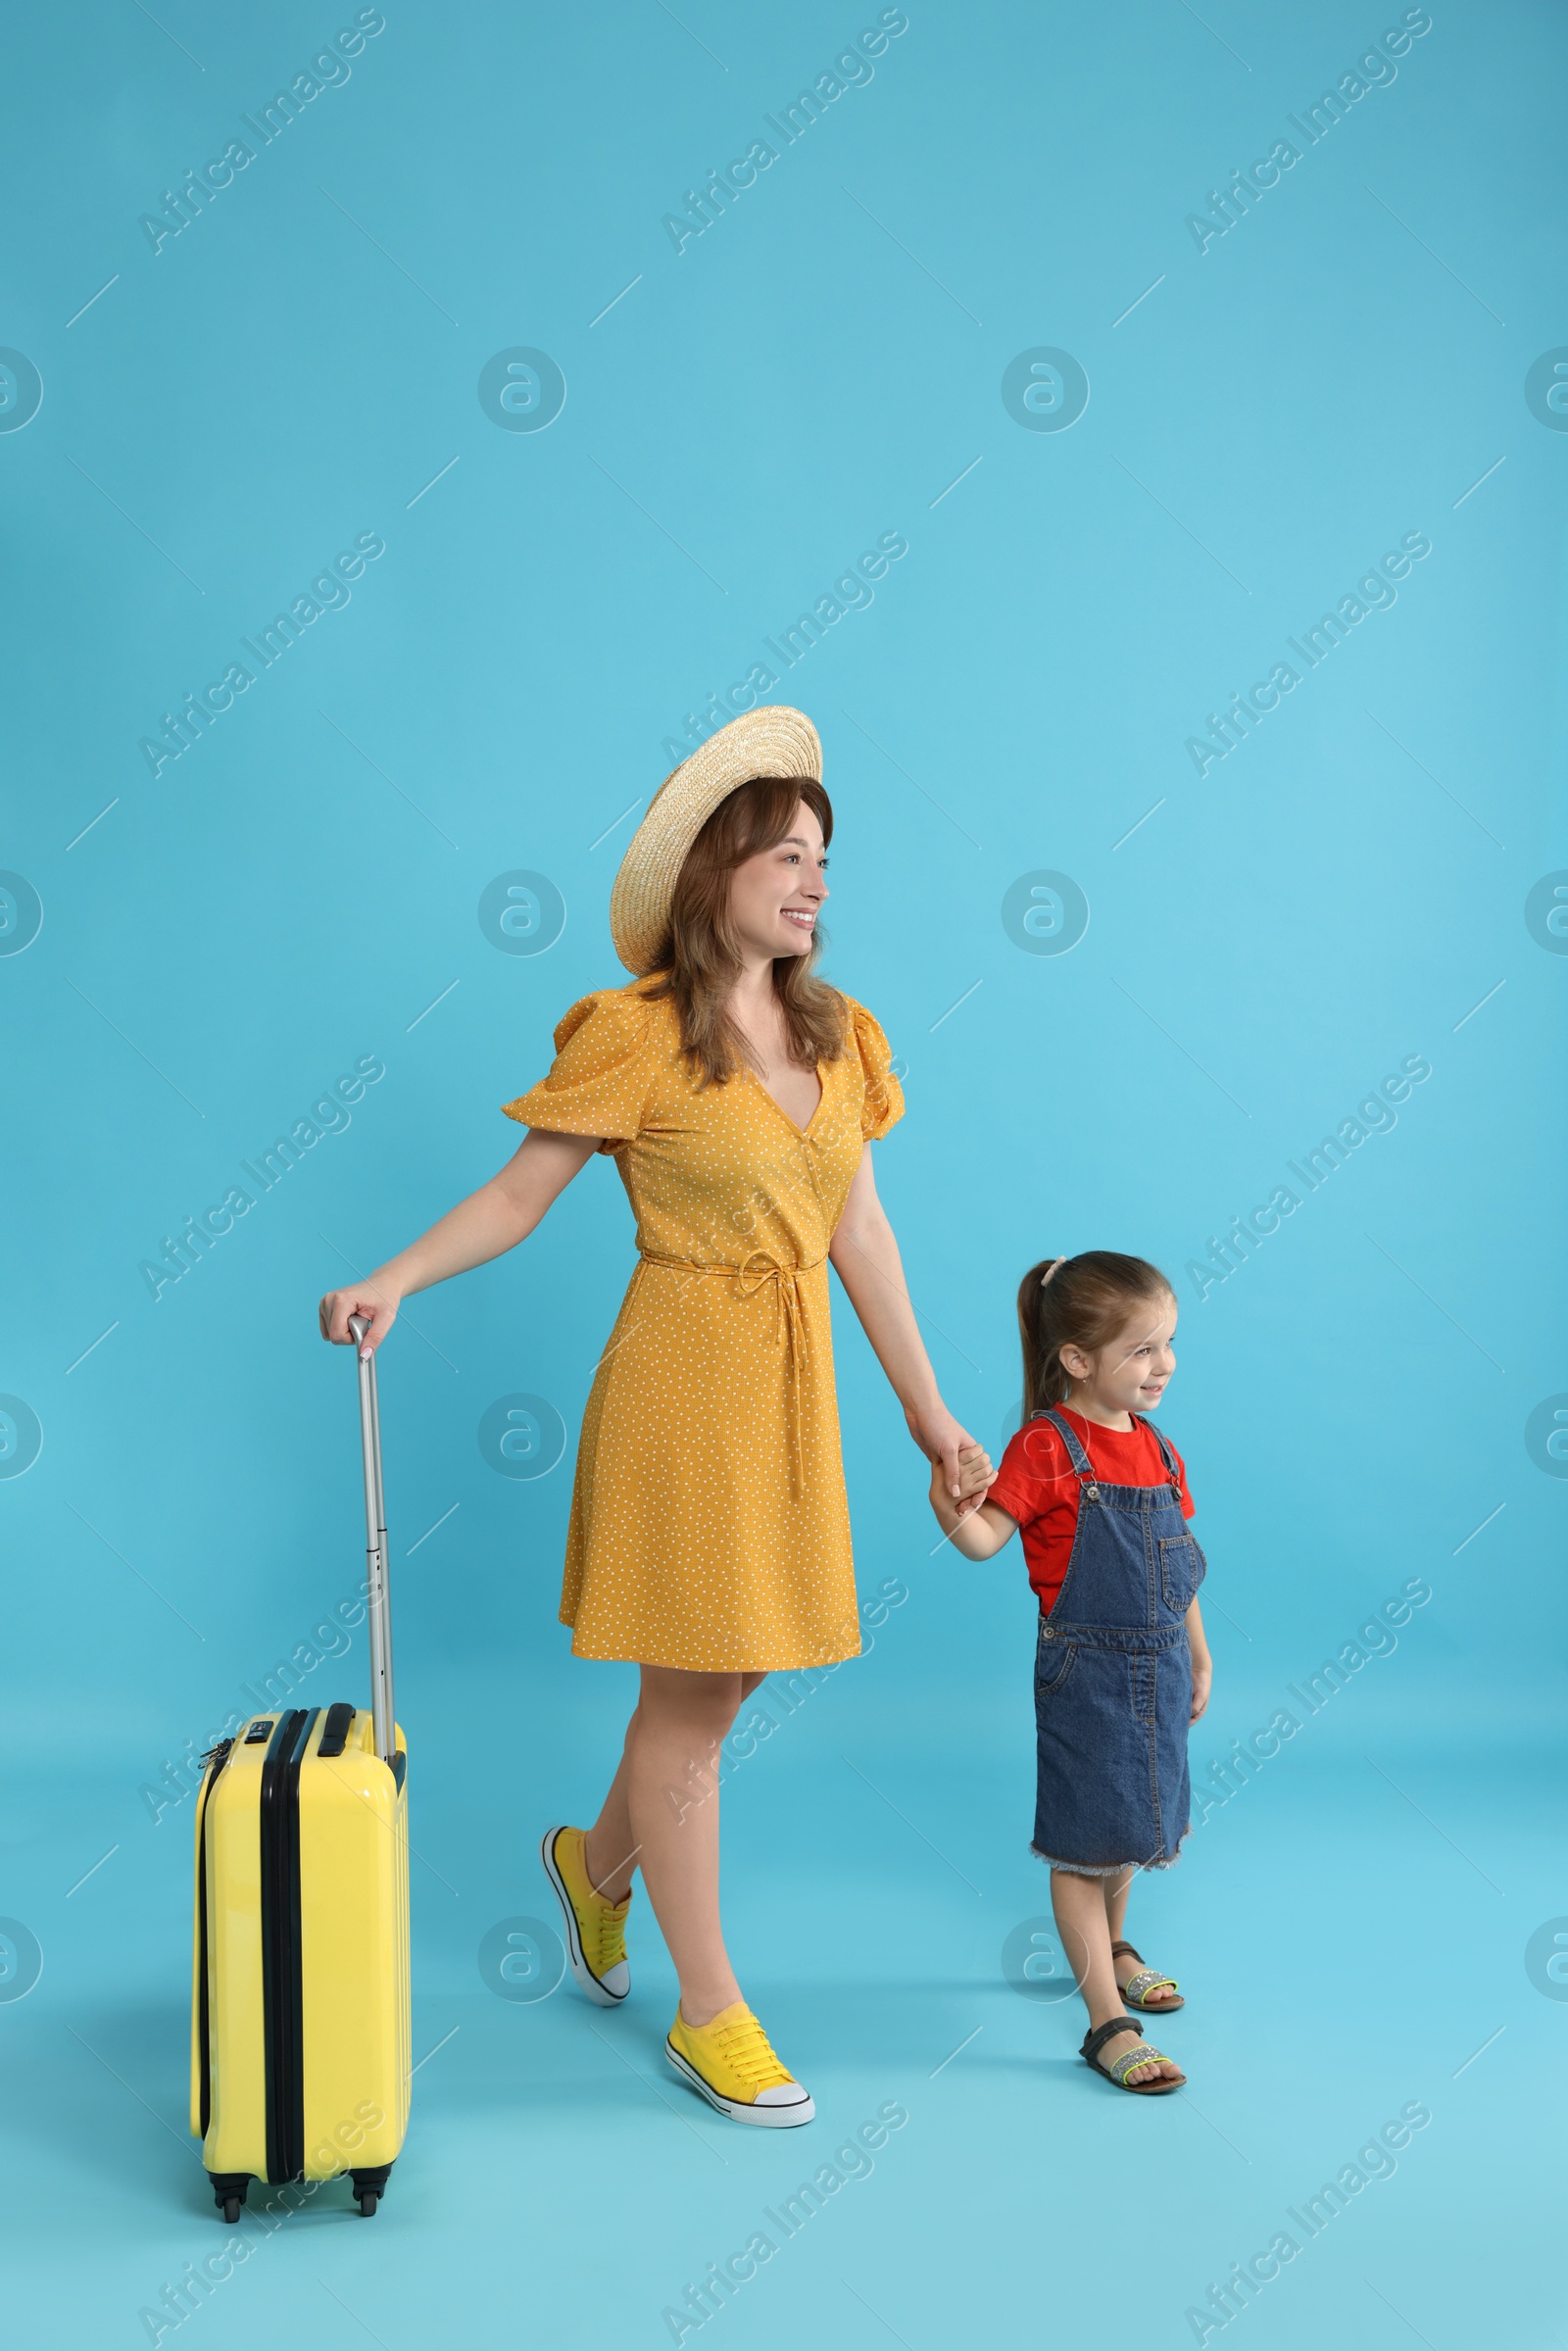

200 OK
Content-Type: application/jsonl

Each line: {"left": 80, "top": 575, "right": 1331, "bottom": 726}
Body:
{"left": 928, "top": 1251, "right": 1212, "bottom": 2095}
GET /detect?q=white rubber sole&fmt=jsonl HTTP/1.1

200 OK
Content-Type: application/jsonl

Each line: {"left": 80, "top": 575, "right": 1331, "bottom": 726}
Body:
{"left": 665, "top": 2038, "right": 815, "bottom": 2127}
{"left": 540, "top": 1827, "right": 627, "bottom": 2008}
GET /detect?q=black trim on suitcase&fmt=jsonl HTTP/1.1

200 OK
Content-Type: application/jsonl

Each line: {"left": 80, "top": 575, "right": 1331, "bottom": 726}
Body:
{"left": 194, "top": 1739, "right": 234, "bottom": 2141}
{"left": 260, "top": 1709, "right": 313, "bottom": 2183}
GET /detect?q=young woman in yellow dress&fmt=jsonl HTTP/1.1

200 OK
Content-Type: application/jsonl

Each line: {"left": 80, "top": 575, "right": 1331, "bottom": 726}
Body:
{"left": 318, "top": 707, "right": 988, "bottom": 2128}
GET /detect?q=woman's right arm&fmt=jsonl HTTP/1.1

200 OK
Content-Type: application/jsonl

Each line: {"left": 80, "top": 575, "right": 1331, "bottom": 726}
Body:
{"left": 318, "top": 1128, "right": 602, "bottom": 1352}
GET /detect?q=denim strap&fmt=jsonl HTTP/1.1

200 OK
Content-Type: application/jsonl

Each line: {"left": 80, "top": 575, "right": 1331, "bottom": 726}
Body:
{"left": 1034, "top": 1406, "right": 1096, "bottom": 1483}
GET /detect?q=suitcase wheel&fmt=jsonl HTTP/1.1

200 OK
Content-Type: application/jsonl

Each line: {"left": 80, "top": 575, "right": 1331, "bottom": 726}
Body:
{"left": 208, "top": 2174, "right": 249, "bottom": 2225}
{"left": 351, "top": 2165, "right": 391, "bottom": 2218}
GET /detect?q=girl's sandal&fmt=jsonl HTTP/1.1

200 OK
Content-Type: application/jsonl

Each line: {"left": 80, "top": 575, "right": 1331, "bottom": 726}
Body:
{"left": 1111, "top": 1938, "right": 1184, "bottom": 2014}
{"left": 1080, "top": 2016, "right": 1186, "bottom": 2094}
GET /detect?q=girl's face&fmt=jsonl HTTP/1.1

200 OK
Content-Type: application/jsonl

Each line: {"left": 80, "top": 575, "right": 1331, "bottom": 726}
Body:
{"left": 1062, "top": 1294, "right": 1178, "bottom": 1419}
{"left": 726, "top": 800, "right": 829, "bottom": 963}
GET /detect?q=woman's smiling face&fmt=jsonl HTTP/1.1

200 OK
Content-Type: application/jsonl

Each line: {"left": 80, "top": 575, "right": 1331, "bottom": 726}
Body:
{"left": 725, "top": 799, "right": 829, "bottom": 962}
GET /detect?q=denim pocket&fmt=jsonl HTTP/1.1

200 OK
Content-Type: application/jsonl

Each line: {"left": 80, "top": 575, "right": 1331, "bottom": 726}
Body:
{"left": 1035, "top": 1640, "right": 1078, "bottom": 1699}
{"left": 1159, "top": 1535, "right": 1207, "bottom": 1613}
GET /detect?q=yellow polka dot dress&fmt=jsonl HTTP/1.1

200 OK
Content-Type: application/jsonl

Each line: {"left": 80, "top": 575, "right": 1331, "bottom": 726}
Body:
{"left": 503, "top": 984, "right": 904, "bottom": 1672}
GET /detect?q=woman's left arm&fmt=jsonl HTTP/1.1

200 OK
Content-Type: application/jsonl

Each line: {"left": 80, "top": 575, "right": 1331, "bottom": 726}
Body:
{"left": 828, "top": 1144, "right": 986, "bottom": 1505}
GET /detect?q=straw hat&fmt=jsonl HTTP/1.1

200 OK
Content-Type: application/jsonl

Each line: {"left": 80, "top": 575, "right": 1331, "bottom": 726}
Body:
{"left": 610, "top": 706, "right": 823, "bottom": 974}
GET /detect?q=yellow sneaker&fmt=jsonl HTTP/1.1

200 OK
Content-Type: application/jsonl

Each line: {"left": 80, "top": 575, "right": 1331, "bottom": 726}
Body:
{"left": 540, "top": 1826, "right": 631, "bottom": 2007}
{"left": 665, "top": 2001, "right": 814, "bottom": 2127}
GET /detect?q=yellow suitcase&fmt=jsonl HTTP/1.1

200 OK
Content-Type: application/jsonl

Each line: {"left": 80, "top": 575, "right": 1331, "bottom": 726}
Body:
{"left": 191, "top": 1320, "right": 411, "bottom": 2220}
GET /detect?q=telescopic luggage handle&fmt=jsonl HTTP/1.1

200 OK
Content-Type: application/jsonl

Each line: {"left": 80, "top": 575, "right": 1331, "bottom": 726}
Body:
{"left": 348, "top": 1316, "right": 396, "bottom": 1768}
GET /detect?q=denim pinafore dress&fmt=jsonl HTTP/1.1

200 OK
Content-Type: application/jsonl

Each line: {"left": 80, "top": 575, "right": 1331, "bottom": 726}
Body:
{"left": 1030, "top": 1407, "right": 1205, "bottom": 1874}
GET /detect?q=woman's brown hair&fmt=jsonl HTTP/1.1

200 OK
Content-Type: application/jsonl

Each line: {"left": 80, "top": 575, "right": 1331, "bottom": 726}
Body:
{"left": 1017, "top": 1251, "right": 1176, "bottom": 1419}
{"left": 642, "top": 774, "right": 847, "bottom": 1087}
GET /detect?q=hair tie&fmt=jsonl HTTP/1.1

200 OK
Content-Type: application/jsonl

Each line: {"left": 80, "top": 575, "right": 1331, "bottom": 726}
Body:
{"left": 1040, "top": 1255, "right": 1067, "bottom": 1289}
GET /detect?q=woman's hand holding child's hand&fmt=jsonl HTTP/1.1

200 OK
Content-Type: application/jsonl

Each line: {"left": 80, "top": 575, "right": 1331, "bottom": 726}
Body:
{"left": 952, "top": 1444, "right": 995, "bottom": 1507}
{"left": 928, "top": 1443, "right": 995, "bottom": 1517}
{"left": 904, "top": 1406, "right": 993, "bottom": 1515}
{"left": 927, "top": 1442, "right": 1012, "bottom": 1549}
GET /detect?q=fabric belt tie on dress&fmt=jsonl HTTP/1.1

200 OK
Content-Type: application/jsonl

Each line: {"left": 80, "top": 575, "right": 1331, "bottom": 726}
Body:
{"left": 638, "top": 1248, "right": 821, "bottom": 1499}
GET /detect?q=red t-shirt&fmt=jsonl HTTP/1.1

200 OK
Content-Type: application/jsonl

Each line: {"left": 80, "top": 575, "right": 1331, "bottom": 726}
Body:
{"left": 987, "top": 1406, "right": 1196, "bottom": 1618}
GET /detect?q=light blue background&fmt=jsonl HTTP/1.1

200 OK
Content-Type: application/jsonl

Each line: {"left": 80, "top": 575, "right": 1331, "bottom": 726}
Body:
{"left": 3, "top": 2, "right": 1564, "bottom": 2344}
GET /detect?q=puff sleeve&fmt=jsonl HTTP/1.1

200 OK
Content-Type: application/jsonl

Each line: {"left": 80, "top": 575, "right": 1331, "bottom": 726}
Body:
{"left": 846, "top": 998, "right": 905, "bottom": 1142}
{"left": 502, "top": 988, "right": 654, "bottom": 1153}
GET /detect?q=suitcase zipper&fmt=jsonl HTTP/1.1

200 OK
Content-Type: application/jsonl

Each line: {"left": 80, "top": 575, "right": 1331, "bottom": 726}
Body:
{"left": 260, "top": 1709, "right": 314, "bottom": 2183}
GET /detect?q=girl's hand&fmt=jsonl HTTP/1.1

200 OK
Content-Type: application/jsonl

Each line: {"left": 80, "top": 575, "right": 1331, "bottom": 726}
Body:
{"left": 318, "top": 1282, "right": 400, "bottom": 1356}
{"left": 906, "top": 1403, "right": 991, "bottom": 1515}
{"left": 1186, "top": 1594, "right": 1211, "bottom": 1721}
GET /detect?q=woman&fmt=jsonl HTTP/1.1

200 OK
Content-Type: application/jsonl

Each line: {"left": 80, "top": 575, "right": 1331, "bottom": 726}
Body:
{"left": 319, "top": 706, "right": 986, "bottom": 2128}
